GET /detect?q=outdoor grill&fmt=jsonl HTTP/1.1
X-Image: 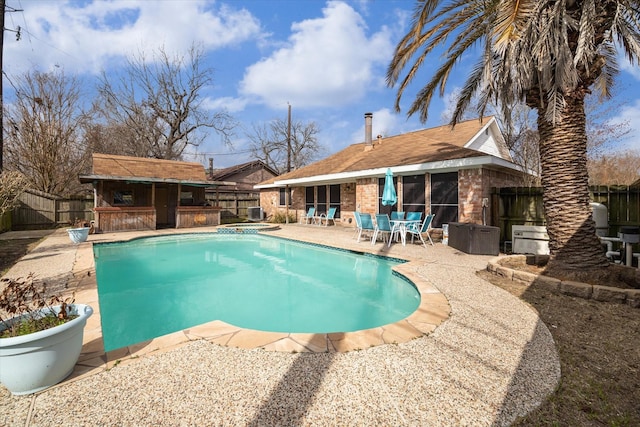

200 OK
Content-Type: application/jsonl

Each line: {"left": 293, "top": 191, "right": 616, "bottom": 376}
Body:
{"left": 618, "top": 226, "right": 639, "bottom": 267}
{"left": 618, "top": 226, "right": 640, "bottom": 244}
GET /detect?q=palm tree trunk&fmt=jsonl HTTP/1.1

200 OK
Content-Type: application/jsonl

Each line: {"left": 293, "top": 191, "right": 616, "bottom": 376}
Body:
{"left": 537, "top": 96, "right": 609, "bottom": 272}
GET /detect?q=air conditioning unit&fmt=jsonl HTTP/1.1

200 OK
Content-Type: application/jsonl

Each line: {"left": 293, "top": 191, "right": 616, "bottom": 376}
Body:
{"left": 247, "top": 207, "right": 263, "bottom": 222}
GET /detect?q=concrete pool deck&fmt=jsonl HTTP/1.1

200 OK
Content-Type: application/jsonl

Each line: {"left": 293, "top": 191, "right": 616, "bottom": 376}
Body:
{"left": 1, "top": 225, "right": 560, "bottom": 426}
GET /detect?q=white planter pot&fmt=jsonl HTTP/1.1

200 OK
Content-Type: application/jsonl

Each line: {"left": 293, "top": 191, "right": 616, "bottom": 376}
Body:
{"left": 67, "top": 227, "right": 90, "bottom": 244}
{"left": 0, "top": 304, "right": 93, "bottom": 395}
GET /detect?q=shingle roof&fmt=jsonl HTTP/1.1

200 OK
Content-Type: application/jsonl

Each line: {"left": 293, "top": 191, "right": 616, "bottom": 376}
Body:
{"left": 259, "top": 117, "right": 504, "bottom": 185}
{"left": 210, "top": 160, "right": 278, "bottom": 181}
{"left": 90, "top": 153, "right": 207, "bottom": 181}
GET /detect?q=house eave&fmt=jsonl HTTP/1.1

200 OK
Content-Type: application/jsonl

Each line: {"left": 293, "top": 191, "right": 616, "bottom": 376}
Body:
{"left": 255, "top": 156, "right": 523, "bottom": 189}
{"left": 79, "top": 174, "right": 235, "bottom": 187}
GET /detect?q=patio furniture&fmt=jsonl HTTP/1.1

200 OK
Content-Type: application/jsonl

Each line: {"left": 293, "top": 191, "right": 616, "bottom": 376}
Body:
{"left": 353, "top": 211, "right": 362, "bottom": 239}
{"left": 318, "top": 207, "right": 337, "bottom": 227}
{"left": 300, "top": 207, "right": 316, "bottom": 225}
{"left": 406, "top": 214, "right": 435, "bottom": 247}
{"left": 357, "top": 213, "right": 375, "bottom": 242}
{"left": 390, "top": 218, "right": 422, "bottom": 246}
{"left": 406, "top": 212, "right": 422, "bottom": 221}
{"left": 391, "top": 211, "right": 405, "bottom": 220}
{"left": 372, "top": 214, "right": 394, "bottom": 245}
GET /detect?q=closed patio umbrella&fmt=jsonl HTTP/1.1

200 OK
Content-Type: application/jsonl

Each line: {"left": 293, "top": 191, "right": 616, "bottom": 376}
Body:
{"left": 382, "top": 168, "right": 397, "bottom": 206}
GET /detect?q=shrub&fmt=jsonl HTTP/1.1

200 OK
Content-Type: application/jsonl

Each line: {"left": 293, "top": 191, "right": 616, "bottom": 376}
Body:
{"left": 0, "top": 275, "right": 76, "bottom": 338}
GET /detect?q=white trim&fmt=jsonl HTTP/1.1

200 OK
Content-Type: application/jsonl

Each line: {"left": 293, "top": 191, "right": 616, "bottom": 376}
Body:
{"left": 254, "top": 156, "right": 523, "bottom": 189}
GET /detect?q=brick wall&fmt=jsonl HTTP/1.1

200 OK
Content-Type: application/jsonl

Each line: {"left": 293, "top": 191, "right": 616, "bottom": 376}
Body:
{"left": 458, "top": 168, "right": 521, "bottom": 225}
{"left": 356, "top": 178, "right": 378, "bottom": 213}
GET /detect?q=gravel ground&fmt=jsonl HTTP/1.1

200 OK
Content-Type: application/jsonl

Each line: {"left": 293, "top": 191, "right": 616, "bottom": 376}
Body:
{"left": 0, "top": 226, "right": 561, "bottom": 426}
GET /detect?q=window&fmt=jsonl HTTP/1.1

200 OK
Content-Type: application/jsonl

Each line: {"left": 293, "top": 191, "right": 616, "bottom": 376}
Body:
{"left": 402, "top": 175, "right": 426, "bottom": 215}
{"left": 180, "top": 191, "right": 194, "bottom": 205}
{"left": 303, "top": 185, "right": 341, "bottom": 217}
{"left": 317, "top": 185, "right": 327, "bottom": 215}
{"left": 113, "top": 190, "right": 133, "bottom": 206}
{"left": 430, "top": 172, "right": 458, "bottom": 227}
{"left": 329, "top": 184, "right": 341, "bottom": 218}
{"left": 279, "top": 187, "right": 291, "bottom": 206}
{"left": 305, "top": 187, "right": 314, "bottom": 212}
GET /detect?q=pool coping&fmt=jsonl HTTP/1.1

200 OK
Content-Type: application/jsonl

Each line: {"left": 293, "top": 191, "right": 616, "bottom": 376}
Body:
{"left": 67, "top": 227, "right": 451, "bottom": 382}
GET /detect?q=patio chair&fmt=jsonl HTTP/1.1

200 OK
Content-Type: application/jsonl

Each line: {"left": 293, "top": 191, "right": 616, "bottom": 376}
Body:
{"left": 373, "top": 214, "right": 394, "bottom": 245}
{"left": 406, "top": 214, "right": 435, "bottom": 247}
{"left": 353, "top": 211, "right": 362, "bottom": 239}
{"left": 390, "top": 211, "right": 405, "bottom": 220}
{"left": 318, "top": 207, "right": 337, "bottom": 226}
{"left": 300, "top": 207, "right": 316, "bottom": 225}
{"left": 357, "top": 213, "right": 375, "bottom": 242}
{"left": 405, "top": 212, "right": 422, "bottom": 221}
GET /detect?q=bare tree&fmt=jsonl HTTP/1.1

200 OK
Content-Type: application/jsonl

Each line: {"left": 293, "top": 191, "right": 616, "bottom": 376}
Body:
{"left": 94, "top": 44, "right": 237, "bottom": 160}
{"left": 585, "top": 91, "right": 632, "bottom": 159}
{"left": 3, "top": 70, "right": 90, "bottom": 196}
{"left": 0, "top": 171, "right": 29, "bottom": 218}
{"left": 588, "top": 150, "right": 640, "bottom": 186}
{"left": 246, "top": 118, "right": 324, "bottom": 174}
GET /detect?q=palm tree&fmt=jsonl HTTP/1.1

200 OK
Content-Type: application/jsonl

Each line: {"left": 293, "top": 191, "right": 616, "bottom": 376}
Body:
{"left": 387, "top": 0, "right": 640, "bottom": 274}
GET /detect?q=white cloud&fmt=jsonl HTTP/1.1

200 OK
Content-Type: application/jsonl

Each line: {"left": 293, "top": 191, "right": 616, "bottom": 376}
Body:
{"left": 203, "top": 96, "right": 248, "bottom": 113}
{"left": 4, "top": 0, "right": 261, "bottom": 75}
{"left": 239, "top": 1, "right": 393, "bottom": 109}
{"left": 619, "top": 53, "right": 640, "bottom": 81}
{"left": 607, "top": 99, "right": 640, "bottom": 152}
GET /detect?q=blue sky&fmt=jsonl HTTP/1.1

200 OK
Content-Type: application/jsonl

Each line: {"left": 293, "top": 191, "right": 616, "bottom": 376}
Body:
{"left": 4, "top": 0, "right": 640, "bottom": 168}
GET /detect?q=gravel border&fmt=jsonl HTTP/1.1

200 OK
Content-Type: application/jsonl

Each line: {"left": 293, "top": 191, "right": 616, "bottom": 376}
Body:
{"left": 1, "top": 226, "right": 561, "bottom": 426}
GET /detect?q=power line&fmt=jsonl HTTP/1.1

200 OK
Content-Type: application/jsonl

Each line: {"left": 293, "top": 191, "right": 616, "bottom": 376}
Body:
{"left": 184, "top": 149, "right": 253, "bottom": 157}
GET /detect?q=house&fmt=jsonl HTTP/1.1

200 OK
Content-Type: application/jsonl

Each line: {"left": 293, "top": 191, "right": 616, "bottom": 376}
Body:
{"left": 209, "top": 160, "right": 279, "bottom": 192}
{"left": 255, "top": 114, "right": 524, "bottom": 229}
{"left": 79, "top": 153, "right": 234, "bottom": 232}
{"left": 206, "top": 160, "right": 278, "bottom": 220}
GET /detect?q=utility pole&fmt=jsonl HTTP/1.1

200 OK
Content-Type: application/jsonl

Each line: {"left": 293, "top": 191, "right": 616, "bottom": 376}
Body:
{"left": 285, "top": 103, "right": 291, "bottom": 224}
{"left": 1, "top": 0, "right": 5, "bottom": 173}
{"left": 1, "top": 0, "right": 23, "bottom": 173}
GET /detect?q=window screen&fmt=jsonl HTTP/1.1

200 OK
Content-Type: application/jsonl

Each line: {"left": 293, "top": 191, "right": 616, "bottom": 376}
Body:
{"left": 402, "top": 175, "right": 425, "bottom": 215}
{"left": 305, "top": 187, "right": 314, "bottom": 212}
{"left": 430, "top": 172, "right": 458, "bottom": 227}
{"left": 316, "top": 185, "right": 327, "bottom": 215}
{"left": 329, "top": 184, "right": 341, "bottom": 218}
{"left": 279, "top": 188, "right": 291, "bottom": 206}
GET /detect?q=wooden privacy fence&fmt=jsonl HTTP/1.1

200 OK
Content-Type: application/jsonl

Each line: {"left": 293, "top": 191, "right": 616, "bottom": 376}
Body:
{"left": 11, "top": 189, "right": 93, "bottom": 230}
{"left": 205, "top": 192, "right": 260, "bottom": 221}
{"left": 492, "top": 186, "right": 640, "bottom": 242}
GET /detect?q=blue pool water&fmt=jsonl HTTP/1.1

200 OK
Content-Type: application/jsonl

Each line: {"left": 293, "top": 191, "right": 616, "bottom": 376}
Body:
{"left": 93, "top": 234, "right": 420, "bottom": 352}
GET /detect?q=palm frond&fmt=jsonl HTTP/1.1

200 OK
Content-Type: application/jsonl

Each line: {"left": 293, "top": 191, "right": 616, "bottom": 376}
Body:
{"left": 612, "top": 4, "right": 640, "bottom": 66}
{"left": 494, "top": 0, "right": 537, "bottom": 48}
{"left": 574, "top": 0, "right": 597, "bottom": 72}
{"left": 592, "top": 43, "right": 618, "bottom": 98}
{"left": 545, "top": 88, "right": 566, "bottom": 124}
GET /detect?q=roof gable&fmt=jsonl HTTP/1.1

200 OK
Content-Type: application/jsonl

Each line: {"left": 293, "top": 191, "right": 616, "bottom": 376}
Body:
{"left": 463, "top": 119, "right": 513, "bottom": 160}
{"left": 91, "top": 154, "right": 207, "bottom": 181}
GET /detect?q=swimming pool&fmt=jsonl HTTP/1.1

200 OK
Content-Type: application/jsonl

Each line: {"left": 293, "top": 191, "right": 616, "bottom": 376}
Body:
{"left": 93, "top": 234, "right": 420, "bottom": 352}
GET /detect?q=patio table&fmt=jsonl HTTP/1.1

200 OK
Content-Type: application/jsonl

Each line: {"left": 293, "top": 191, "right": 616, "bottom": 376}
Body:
{"left": 389, "top": 219, "right": 421, "bottom": 247}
